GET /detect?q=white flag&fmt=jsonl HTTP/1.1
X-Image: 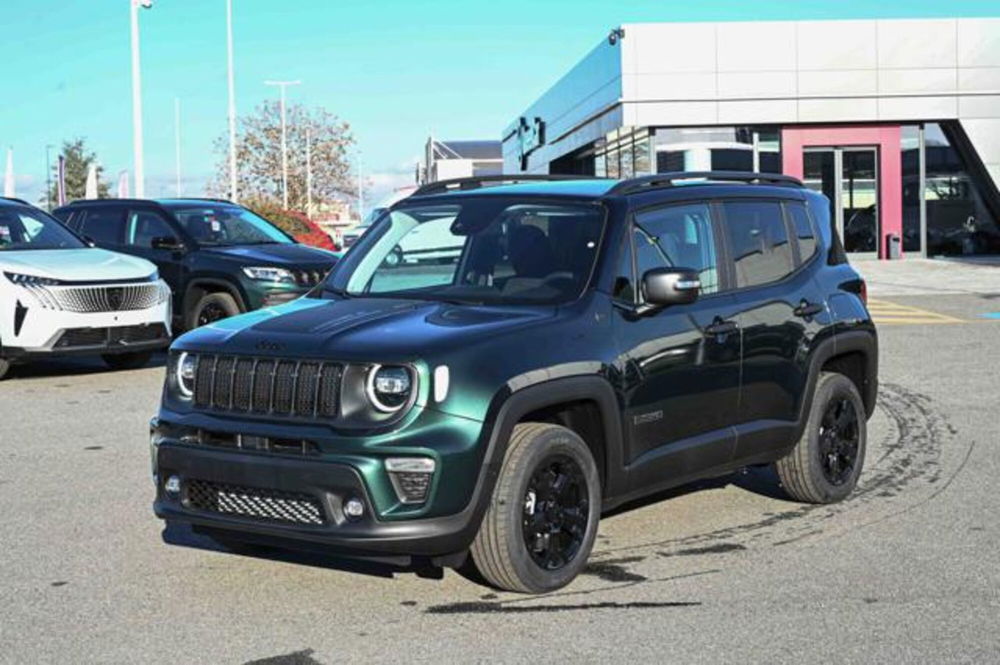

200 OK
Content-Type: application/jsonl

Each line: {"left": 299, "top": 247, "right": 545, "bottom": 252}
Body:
{"left": 117, "top": 170, "right": 130, "bottom": 198}
{"left": 85, "top": 164, "right": 98, "bottom": 199}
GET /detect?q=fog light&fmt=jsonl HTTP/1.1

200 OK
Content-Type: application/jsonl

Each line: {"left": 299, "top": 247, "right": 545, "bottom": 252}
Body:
{"left": 344, "top": 497, "right": 365, "bottom": 520}
{"left": 164, "top": 475, "right": 181, "bottom": 496}
{"left": 386, "top": 457, "right": 435, "bottom": 505}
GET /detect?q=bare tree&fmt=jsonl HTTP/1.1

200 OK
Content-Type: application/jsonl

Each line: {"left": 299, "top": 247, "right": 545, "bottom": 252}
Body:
{"left": 208, "top": 101, "right": 355, "bottom": 210}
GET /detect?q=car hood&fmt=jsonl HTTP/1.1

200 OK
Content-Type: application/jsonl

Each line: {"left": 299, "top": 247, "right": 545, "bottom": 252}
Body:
{"left": 200, "top": 243, "right": 339, "bottom": 266}
{"left": 174, "top": 296, "right": 556, "bottom": 361}
{"left": 0, "top": 248, "right": 156, "bottom": 282}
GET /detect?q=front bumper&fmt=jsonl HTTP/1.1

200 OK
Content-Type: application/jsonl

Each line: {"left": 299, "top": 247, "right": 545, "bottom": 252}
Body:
{"left": 1, "top": 283, "right": 172, "bottom": 357}
{"left": 154, "top": 445, "right": 480, "bottom": 559}
{"left": 150, "top": 409, "right": 495, "bottom": 559}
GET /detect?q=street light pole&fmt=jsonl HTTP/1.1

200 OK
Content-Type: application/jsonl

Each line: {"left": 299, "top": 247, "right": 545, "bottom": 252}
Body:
{"left": 357, "top": 148, "right": 364, "bottom": 222}
{"left": 45, "top": 144, "right": 54, "bottom": 211}
{"left": 226, "top": 0, "right": 238, "bottom": 202}
{"left": 174, "top": 98, "right": 182, "bottom": 197}
{"left": 130, "top": 0, "right": 152, "bottom": 199}
{"left": 305, "top": 127, "right": 312, "bottom": 217}
{"left": 264, "top": 80, "right": 300, "bottom": 209}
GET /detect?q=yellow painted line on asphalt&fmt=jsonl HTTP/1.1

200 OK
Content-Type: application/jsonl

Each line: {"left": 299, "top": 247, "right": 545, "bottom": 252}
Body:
{"left": 866, "top": 298, "right": 965, "bottom": 325}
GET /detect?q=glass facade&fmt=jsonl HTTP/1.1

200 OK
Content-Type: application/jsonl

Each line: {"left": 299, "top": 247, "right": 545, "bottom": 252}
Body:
{"left": 901, "top": 125, "right": 922, "bottom": 252}
{"left": 548, "top": 120, "right": 1000, "bottom": 257}
{"left": 654, "top": 127, "right": 782, "bottom": 174}
{"left": 923, "top": 123, "right": 1000, "bottom": 257}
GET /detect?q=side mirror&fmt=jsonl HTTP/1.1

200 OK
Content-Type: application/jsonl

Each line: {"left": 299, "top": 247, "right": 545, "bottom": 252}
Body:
{"left": 151, "top": 236, "right": 184, "bottom": 251}
{"left": 642, "top": 267, "right": 701, "bottom": 307}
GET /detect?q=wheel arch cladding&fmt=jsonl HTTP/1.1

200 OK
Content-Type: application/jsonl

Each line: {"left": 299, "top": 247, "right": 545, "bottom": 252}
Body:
{"left": 487, "top": 375, "right": 625, "bottom": 500}
{"left": 185, "top": 278, "right": 246, "bottom": 313}
{"left": 804, "top": 331, "right": 878, "bottom": 426}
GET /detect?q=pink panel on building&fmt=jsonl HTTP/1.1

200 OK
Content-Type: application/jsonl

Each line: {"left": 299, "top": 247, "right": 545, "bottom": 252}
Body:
{"left": 782, "top": 126, "right": 902, "bottom": 259}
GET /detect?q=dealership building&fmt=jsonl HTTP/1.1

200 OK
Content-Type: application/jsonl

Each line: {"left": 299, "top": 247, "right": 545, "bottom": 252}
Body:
{"left": 502, "top": 17, "right": 1000, "bottom": 259}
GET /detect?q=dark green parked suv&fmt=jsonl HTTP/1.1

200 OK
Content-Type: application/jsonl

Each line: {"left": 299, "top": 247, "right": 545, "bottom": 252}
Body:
{"left": 151, "top": 173, "right": 878, "bottom": 593}
{"left": 54, "top": 199, "right": 338, "bottom": 331}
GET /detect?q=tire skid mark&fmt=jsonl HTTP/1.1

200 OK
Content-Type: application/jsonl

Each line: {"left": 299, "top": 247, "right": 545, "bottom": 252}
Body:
{"left": 591, "top": 382, "right": 959, "bottom": 560}
{"left": 420, "top": 384, "right": 966, "bottom": 615}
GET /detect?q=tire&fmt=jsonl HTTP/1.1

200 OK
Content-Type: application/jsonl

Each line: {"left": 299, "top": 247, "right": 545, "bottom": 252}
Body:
{"left": 470, "top": 422, "right": 601, "bottom": 594}
{"left": 0, "top": 358, "right": 10, "bottom": 381}
{"left": 776, "top": 371, "right": 867, "bottom": 504}
{"left": 102, "top": 351, "right": 154, "bottom": 371}
{"left": 187, "top": 292, "right": 241, "bottom": 330}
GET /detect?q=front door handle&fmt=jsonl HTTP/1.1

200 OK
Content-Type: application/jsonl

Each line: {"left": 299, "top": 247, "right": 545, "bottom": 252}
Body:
{"left": 704, "top": 319, "right": 739, "bottom": 336}
{"left": 794, "top": 300, "right": 824, "bottom": 318}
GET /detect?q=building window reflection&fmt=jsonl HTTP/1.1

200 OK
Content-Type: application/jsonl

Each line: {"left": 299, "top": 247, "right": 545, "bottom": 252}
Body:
{"left": 901, "top": 125, "right": 922, "bottom": 253}
{"left": 653, "top": 126, "right": 782, "bottom": 174}
{"left": 924, "top": 123, "right": 1000, "bottom": 257}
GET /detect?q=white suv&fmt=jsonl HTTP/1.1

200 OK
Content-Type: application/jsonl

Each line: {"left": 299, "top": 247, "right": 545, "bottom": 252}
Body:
{"left": 0, "top": 198, "right": 171, "bottom": 380}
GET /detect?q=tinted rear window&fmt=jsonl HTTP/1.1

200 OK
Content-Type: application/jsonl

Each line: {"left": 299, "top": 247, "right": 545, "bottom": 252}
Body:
{"left": 77, "top": 208, "right": 125, "bottom": 245}
{"left": 722, "top": 200, "right": 793, "bottom": 288}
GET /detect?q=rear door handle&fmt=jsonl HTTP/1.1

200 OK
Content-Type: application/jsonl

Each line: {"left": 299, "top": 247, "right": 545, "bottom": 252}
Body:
{"left": 794, "top": 300, "right": 824, "bottom": 318}
{"left": 704, "top": 319, "right": 739, "bottom": 336}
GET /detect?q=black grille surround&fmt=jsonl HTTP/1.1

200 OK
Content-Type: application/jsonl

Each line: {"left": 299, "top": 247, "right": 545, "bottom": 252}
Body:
{"left": 185, "top": 479, "right": 326, "bottom": 526}
{"left": 55, "top": 323, "right": 170, "bottom": 349}
{"left": 192, "top": 354, "right": 343, "bottom": 420}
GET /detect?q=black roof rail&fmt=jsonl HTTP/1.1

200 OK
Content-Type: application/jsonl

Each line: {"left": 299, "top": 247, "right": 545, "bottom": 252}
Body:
{"left": 412, "top": 174, "right": 593, "bottom": 197}
{"left": 59, "top": 198, "right": 144, "bottom": 207}
{"left": 0, "top": 196, "right": 31, "bottom": 206}
{"left": 159, "top": 197, "right": 236, "bottom": 204}
{"left": 607, "top": 171, "right": 805, "bottom": 197}
{"left": 59, "top": 196, "right": 237, "bottom": 207}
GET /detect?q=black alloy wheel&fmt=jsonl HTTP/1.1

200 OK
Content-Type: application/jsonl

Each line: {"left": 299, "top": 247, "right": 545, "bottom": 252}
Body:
{"left": 775, "top": 371, "right": 867, "bottom": 504}
{"left": 198, "top": 302, "right": 229, "bottom": 326}
{"left": 521, "top": 454, "right": 590, "bottom": 571}
{"left": 470, "top": 422, "right": 601, "bottom": 593}
{"left": 818, "top": 398, "right": 860, "bottom": 486}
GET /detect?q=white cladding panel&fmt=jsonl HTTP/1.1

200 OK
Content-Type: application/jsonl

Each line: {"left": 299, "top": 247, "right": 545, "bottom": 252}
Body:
{"left": 503, "top": 17, "right": 1000, "bottom": 187}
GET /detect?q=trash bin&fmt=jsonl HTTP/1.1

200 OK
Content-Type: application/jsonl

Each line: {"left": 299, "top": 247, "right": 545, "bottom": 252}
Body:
{"left": 887, "top": 233, "right": 901, "bottom": 260}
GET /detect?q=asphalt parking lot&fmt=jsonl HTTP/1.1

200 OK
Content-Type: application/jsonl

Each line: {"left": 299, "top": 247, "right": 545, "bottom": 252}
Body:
{"left": 2, "top": 271, "right": 999, "bottom": 663}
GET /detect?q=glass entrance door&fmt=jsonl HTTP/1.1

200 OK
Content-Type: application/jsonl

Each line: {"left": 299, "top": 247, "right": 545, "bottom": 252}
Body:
{"left": 804, "top": 147, "right": 880, "bottom": 257}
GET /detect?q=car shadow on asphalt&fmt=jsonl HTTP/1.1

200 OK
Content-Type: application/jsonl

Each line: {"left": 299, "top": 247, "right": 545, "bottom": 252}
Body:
{"left": 159, "top": 465, "right": 791, "bottom": 587}
{"left": 603, "top": 464, "right": 792, "bottom": 520}
{"left": 3, "top": 351, "right": 168, "bottom": 381}
{"left": 161, "top": 520, "right": 443, "bottom": 582}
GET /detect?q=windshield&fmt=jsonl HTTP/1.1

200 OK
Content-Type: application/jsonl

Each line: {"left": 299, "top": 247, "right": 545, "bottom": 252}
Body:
{"left": 323, "top": 198, "right": 605, "bottom": 305}
{"left": 165, "top": 205, "right": 292, "bottom": 246}
{"left": 0, "top": 206, "right": 86, "bottom": 251}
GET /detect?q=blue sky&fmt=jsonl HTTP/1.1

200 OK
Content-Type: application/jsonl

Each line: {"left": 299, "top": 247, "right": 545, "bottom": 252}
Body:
{"left": 2, "top": 0, "right": 998, "bottom": 206}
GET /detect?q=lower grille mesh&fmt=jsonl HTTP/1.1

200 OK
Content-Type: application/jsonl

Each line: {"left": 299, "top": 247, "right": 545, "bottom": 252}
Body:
{"left": 55, "top": 324, "right": 169, "bottom": 348}
{"left": 185, "top": 479, "right": 325, "bottom": 525}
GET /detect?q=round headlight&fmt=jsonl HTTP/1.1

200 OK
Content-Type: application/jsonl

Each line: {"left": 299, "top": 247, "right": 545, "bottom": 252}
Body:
{"left": 366, "top": 365, "right": 412, "bottom": 413}
{"left": 176, "top": 352, "right": 197, "bottom": 398}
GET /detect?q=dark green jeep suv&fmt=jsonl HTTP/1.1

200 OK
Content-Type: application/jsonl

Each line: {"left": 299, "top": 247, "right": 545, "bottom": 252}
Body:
{"left": 54, "top": 199, "right": 338, "bottom": 331}
{"left": 151, "top": 173, "right": 878, "bottom": 593}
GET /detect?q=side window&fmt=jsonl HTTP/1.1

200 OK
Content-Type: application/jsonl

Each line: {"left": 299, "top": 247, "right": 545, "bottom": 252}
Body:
{"left": 786, "top": 202, "right": 817, "bottom": 262}
{"left": 19, "top": 215, "right": 45, "bottom": 240}
{"left": 634, "top": 202, "right": 719, "bottom": 295}
{"left": 722, "top": 200, "right": 793, "bottom": 288}
{"left": 77, "top": 208, "right": 125, "bottom": 245}
{"left": 127, "top": 210, "right": 178, "bottom": 248}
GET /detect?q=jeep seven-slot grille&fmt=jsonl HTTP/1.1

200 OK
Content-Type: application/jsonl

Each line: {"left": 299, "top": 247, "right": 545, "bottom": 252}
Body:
{"left": 185, "top": 479, "right": 325, "bottom": 525}
{"left": 192, "top": 355, "right": 342, "bottom": 418}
